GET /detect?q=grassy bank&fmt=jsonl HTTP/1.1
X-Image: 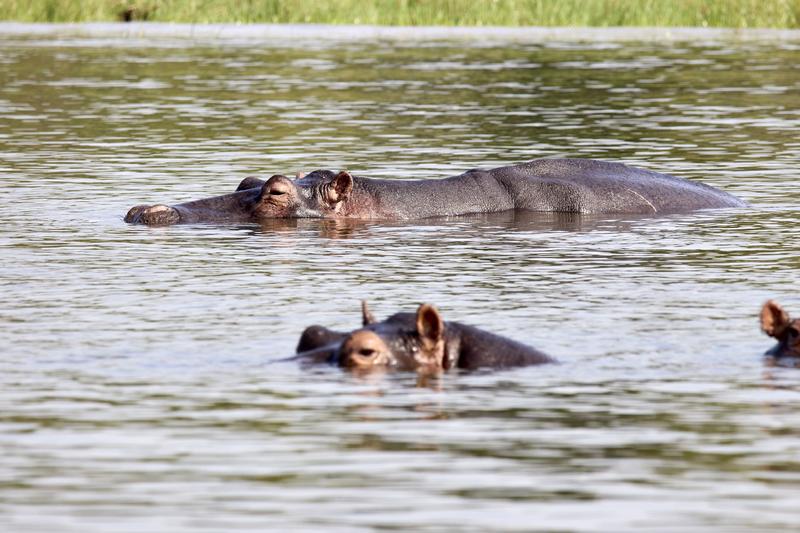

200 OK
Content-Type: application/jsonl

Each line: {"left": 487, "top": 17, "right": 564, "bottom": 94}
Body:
{"left": 1, "top": 0, "right": 799, "bottom": 28}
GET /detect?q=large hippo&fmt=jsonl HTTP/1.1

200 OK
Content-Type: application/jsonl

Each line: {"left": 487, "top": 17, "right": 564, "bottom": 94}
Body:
{"left": 760, "top": 300, "right": 800, "bottom": 359}
{"left": 125, "top": 158, "right": 747, "bottom": 225}
{"left": 290, "top": 301, "right": 555, "bottom": 372}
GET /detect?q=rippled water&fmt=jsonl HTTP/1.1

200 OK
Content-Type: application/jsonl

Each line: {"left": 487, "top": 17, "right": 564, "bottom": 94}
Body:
{"left": 2, "top": 24, "right": 800, "bottom": 532}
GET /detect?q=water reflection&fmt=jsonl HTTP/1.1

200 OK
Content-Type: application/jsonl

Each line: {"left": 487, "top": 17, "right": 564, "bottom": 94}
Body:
{"left": 1, "top": 28, "right": 800, "bottom": 532}
{"left": 249, "top": 211, "right": 650, "bottom": 239}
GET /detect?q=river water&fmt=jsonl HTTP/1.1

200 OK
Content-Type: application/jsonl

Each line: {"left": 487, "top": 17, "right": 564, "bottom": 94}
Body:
{"left": 1, "top": 24, "right": 799, "bottom": 532}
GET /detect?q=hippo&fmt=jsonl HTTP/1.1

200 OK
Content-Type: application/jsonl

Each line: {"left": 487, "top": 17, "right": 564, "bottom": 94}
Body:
{"left": 125, "top": 158, "right": 747, "bottom": 225}
{"left": 760, "top": 300, "right": 800, "bottom": 359}
{"left": 290, "top": 301, "right": 555, "bottom": 372}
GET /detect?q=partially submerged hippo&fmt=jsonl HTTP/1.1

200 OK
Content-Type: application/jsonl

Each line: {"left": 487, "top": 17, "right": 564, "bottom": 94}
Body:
{"left": 291, "top": 301, "right": 555, "bottom": 372}
{"left": 125, "top": 158, "right": 746, "bottom": 225}
{"left": 760, "top": 300, "right": 800, "bottom": 359}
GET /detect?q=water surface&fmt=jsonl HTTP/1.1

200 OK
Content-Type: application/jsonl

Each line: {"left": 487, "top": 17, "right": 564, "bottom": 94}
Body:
{"left": 1, "top": 24, "right": 799, "bottom": 532}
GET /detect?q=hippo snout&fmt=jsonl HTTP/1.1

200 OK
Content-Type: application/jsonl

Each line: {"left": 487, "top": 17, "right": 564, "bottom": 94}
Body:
{"left": 125, "top": 204, "right": 181, "bottom": 226}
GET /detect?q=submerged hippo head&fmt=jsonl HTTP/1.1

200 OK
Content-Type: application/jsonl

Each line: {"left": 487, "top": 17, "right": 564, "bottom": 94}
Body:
{"left": 293, "top": 301, "right": 554, "bottom": 372}
{"left": 125, "top": 170, "right": 354, "bottom": 225}
{"left": 253, "top": 171, "right": 353, "bottom": 219}
{"left": 760, "top": 300, "right": 800, "bottom": 359}
{"left": 338, "top": 302, "right": 447, "bottom": 371}
{"left": 295, "top": 301, "right": 449, "bottom": 372}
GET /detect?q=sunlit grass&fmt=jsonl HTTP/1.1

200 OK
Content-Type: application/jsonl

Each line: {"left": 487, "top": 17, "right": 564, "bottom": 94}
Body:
{"left": 1, "top": 0, "right": 798, "bottom": 28}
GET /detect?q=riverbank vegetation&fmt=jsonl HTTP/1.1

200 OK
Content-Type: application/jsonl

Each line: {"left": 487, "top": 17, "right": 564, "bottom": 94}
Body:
{"left": 1, "top": 0, "right": 799, "bottom": 28}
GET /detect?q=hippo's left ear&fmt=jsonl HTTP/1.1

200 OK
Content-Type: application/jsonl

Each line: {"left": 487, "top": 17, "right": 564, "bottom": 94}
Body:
{"left": 325, "top": 171, "right": 353, "bottom": 205}
{"left": 416, "top": 303, "right": 445, "bottom": 354}
{"left": 761, "top": 300, "right": 791, "bottom": 338}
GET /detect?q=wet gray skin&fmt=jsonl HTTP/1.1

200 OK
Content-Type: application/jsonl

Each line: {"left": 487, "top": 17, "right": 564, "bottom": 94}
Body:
{"left": 124, "top": 158, "right": 748, "bottom": 225}
{"left": 291, "top": 301, "right": 556, "bottom": 372}
{"left": 760, "top": 300, "right": 800, "bottom": 359}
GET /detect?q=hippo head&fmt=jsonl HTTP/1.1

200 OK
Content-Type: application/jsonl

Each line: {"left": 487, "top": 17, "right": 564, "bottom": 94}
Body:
{"left": 338, "top": 302, "right": 448, "bottom": 372}
{"left": 255, "top": 171, "right": 353, "bottom": 219}
{"left": 125, "top": 170, "right": 354, "bottom": 225}
{"left": 760, "top": 300, "right": 800, "bottom": 358}
{"left": 294, "top": 302, "right": 450, "bottom": 372}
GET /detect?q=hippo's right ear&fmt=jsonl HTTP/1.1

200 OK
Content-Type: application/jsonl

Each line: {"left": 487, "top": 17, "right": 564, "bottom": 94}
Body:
{"left": 361, "top": 300, "right": 377, "bottom": 326}
{"left": 761, "top": 300, "right": 791, "bottom": 338}
{"left": 325, "top": 171, "right": 353, "bottom": 205}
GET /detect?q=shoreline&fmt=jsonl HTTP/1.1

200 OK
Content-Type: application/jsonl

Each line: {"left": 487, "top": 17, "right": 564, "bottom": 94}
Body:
{"left": 2, "top": 22, "right": 800, "bottom": 43}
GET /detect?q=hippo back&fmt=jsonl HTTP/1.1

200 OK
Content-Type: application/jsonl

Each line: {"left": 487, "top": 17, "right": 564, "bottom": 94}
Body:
{"left": 495, "top": 158, "right": 746, "bottom": 214}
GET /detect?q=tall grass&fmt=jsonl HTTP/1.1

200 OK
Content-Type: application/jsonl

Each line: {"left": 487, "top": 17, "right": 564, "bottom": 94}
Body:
{"left": 1, "top": 0, "right": 799, "bottom": 28}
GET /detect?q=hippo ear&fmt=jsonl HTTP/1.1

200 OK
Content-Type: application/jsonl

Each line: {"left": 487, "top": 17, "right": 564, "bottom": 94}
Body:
{"left": 416, "top": 304, "right": 445, "bottom": 367}
{"left": 416, "top": 304, "right": 444, "bottom": 345}
{"left": 361, "top": 300, "right": 377, "bottom": 326}
{"left": 761, "top": 300, "right": 791, "bottom": 338}
{"left": 325, "top": 171, "right": 353, "bottom": 205}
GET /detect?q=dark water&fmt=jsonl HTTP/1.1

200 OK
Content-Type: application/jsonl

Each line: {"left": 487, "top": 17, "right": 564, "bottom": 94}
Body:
{"left": 1, "top": 24, "right": 800, "bottom": 532}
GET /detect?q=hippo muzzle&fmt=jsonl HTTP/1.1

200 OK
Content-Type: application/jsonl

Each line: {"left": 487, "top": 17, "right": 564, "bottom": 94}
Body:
{"left": 125, "top": 204, "right": 181, "bottom": 225}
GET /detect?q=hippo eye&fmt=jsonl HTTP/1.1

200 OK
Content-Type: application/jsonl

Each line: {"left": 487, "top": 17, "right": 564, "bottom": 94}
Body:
{"left": 358, "top": 348, "right": 377, "bottom": 358}
{"left": 789, "top": 326, "right": 800, "bottom": 341}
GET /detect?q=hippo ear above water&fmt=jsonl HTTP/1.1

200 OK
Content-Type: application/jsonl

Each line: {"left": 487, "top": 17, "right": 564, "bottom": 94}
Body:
{"left": 325, "top": 171, "right": 353, "bottom": 205}
{"left": 415, "top": 304, "right": 446, "bottom": 367}
{"left": 416, "top": 304, "right": 444, "bottom": 342}
{"left": 361, "top": 300, "right": 377, "bottom": 326}
{"left": 761, "top": 300, "right": 791, "bottom": 338}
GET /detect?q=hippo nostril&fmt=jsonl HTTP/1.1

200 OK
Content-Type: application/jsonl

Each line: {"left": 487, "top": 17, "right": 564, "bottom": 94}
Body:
{"left": 358, "top": 348, "right": 376, "bottom": 358}
{"left": 125, "top": 204, "right": 180, "bottom": 225}
{"left": 270, "top": 189, "right": 287, "bottom": 196}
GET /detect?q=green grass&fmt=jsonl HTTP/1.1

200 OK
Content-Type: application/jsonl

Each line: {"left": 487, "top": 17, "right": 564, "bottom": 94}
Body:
{"left": 1, "top": 0, "right": 799, "bottom": 28}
